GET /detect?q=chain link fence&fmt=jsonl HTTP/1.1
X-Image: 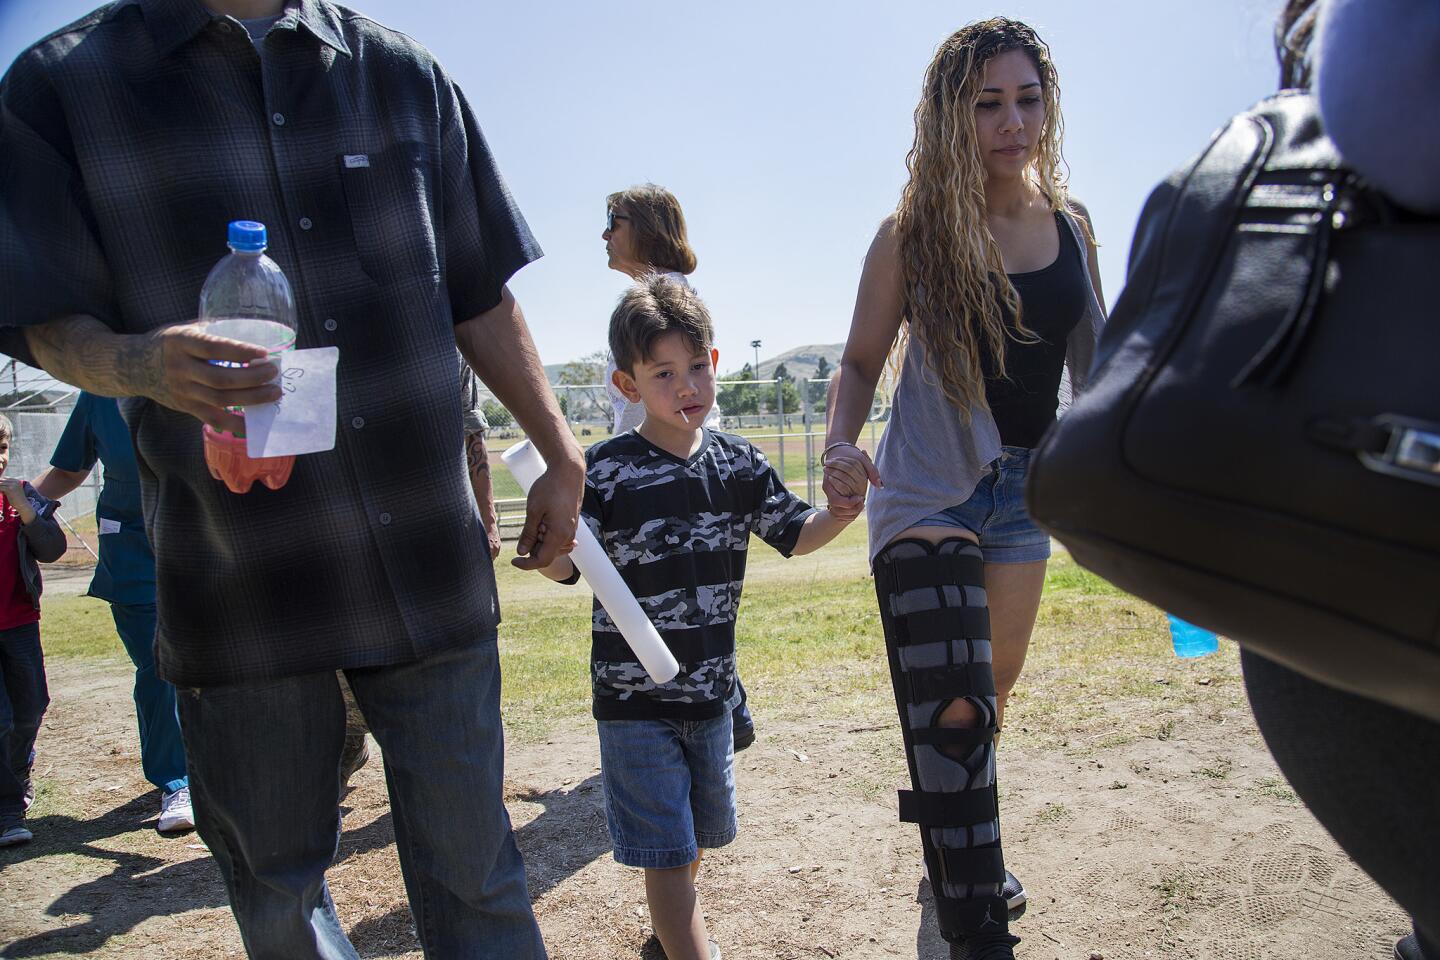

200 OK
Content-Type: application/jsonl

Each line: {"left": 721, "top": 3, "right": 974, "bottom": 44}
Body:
{"left": 484, "top": 376, "right": 890, "bottom": 538}
{"left": 0, "top": 365, "right": 889, "bottom": 553}
{"left": 1, "top": 364, "right": 103, "bottom": 565}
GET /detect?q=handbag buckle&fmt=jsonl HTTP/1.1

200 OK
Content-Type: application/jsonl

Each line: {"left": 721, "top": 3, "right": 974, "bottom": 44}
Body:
{"left": 1359, "top": 415, "right": 1440, "bottom": 487}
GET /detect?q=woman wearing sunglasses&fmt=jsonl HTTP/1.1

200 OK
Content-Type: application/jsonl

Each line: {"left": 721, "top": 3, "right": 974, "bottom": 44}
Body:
{"left": 599, "top": 184, "right": 757, "bottom": 753}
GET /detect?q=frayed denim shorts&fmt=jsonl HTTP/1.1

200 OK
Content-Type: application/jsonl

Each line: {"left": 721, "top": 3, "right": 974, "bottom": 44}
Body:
{"left": 596, "top": 712, "right": 737, "bottom": 869}
{"left": 912, "top": 446, "right": 1052, "bottom": 565}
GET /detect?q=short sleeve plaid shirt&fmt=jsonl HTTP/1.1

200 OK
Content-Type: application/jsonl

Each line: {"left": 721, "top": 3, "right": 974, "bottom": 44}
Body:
{"left": 0, "top": 0, "right": 541, "bottom": 686}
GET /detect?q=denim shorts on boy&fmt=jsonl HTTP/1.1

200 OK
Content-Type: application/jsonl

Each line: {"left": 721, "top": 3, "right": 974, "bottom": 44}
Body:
{"left": 913, "top": 446, "right": 1052, "bottom": 564}
{"left": 596, "top": 712, "right": 737, "bottom": 869}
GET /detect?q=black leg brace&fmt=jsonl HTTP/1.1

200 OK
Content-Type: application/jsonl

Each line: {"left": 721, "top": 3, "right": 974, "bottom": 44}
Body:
{"left": 874, "top": 538, "right": 1013, "bottom": 946}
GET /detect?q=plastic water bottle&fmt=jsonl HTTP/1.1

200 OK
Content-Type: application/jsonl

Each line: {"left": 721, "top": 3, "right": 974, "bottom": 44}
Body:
{"left": 1166, "top": 614, "right": 1220, "bottom": 658}
{"left": 198, "top": 221, "right": 298, "bottom": 494}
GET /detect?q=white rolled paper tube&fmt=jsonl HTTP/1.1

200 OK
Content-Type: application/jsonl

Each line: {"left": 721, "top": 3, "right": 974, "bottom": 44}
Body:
{"left": 501, "top": 440, "right": 681, "bottom": 684}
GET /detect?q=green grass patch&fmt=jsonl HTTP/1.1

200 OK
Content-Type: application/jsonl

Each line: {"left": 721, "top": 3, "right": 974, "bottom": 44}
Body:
{"left": 39, "top": 594, "right": 124, "bottom": 659}
{"left": 1034, "top": 802, "right": 1071, "bottom": 824}
{"left": 1194, "top": 757, "right": 1235, "bottom": 780}
{"left": 43, "top": 522, "right": 1241, "bottom": 751}
{"left": 1153, "top": 868, "right": 1201, "bottom": 908}
{"left": 1252, "top": 776, "right": 1298, "bottom": 803}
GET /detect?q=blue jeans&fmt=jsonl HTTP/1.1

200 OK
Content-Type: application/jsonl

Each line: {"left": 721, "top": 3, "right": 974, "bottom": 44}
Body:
{"left": 178, "top": 637, "right": 545, "bottom": 959}
{"left": 913, "top": 446, "right": 1052, "bottom": 564}
{"left": 596, "top": 713, "right": 737, "bottom": 869}
{"left": 111, "top": 603, "right": 187, "bottom": 794}
{"left": 0, "top": 621, "right": 47, "bottom": 827}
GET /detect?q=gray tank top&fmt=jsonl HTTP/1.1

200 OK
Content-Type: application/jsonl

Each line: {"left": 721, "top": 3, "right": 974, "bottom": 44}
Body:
{"left": 865, "top": 208, "right": 1105, "bottom": 563}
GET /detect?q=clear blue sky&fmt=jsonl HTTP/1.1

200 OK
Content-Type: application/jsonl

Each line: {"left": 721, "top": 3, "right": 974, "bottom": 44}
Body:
{"left": 1, "top": 0, "right": 1282, "bottom": 375}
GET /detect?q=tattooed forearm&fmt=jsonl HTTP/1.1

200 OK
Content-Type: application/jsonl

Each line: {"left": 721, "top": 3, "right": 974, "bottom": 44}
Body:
{"left": 24, "top": 315, "right": 163, "bottom": 400}
{"left": 465, "top": 432, "right": 490, "bottom": 479}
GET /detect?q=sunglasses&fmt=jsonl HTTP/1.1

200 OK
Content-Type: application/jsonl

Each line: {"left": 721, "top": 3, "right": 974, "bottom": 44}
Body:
{"left": 606, "top": 211, "right": 630, "bottom": 232}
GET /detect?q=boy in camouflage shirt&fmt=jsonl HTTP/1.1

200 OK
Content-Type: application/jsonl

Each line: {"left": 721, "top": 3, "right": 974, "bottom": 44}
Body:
{"left": 535, "top": 275, "right": 858, "bottom": 960}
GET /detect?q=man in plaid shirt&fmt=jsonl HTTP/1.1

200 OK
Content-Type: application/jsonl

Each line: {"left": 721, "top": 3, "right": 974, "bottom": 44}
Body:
{"left": 0, "top": 0, "right": 581, "bottom": 956}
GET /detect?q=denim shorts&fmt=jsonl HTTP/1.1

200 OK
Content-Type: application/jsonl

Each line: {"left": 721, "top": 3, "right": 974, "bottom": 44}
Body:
{"left": 913, "top": 446, "right": 1052, "bottom": 564}
{"left": 596, "top": 712, "right": 737, "bottom": 869}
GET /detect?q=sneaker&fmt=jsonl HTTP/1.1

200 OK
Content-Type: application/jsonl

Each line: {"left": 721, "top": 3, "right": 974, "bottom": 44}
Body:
{"left": 1001, "top": 869, "right": 1026, "bottom": 917}
{"left": 340, "top": 734, "right": 371, "bottom": 789}
{"left": 708, "top": 941, "right": 722, "bottom": 960}
{"left": 921, "top": 862, "right": 1026, "bottom": 920}
{"left": 0, "top": 823, "right": 33, "bottom": 847}
{"left": 1396, "top": 934, "right": 1425, "bottom": 960}
{"left": 949, "top": 933, "right": 1018, "bottom": 960}
{"left": 158, "top": 787, "right": 195, "bottom": 833}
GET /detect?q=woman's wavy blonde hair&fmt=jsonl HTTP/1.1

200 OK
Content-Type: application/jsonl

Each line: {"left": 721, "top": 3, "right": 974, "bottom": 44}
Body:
{"left": 894, "top": 17, "right": 1074, "bottom": 418}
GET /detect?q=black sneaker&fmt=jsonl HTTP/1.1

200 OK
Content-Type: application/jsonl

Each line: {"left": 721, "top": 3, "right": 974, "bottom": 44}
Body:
{"left": 1396, "top": 934, "right": 1426, "bottom": 960}
{"left": 949, "top": 933, "right": 1019, "bottom": 960}
{"left": 0, "top": 822, "right": 33, "bottom": 847}
{"left": 1001, "top": 869, "right": 1026, "bottom": 918}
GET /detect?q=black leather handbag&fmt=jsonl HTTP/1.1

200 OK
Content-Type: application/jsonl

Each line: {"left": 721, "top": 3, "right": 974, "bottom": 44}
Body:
{"left": 1027, "top": 91, "right": 1440, "bottom": 723}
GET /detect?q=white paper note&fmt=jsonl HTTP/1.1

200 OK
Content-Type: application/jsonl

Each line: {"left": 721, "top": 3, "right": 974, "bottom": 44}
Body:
{"left": 99, "top": 518, "right": 122, "bottom": 535}
{"left": 245, "top": 347, "right": 340, "bottom": 458}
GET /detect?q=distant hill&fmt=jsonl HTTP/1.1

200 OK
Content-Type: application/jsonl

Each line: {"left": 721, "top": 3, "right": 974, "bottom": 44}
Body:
{"left": 722, "top": 343, "right": 845, "bottom": 382}
{"left": 545, "top": 343, "right": 846, "bottom": 384}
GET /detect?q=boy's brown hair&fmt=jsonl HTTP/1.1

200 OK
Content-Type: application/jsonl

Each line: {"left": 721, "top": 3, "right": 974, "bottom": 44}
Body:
{"left": 609, "top": 273, "right": 714, "bottom": 375}
{"left": 0, "top": 413, "right": 12, "bottom": 444}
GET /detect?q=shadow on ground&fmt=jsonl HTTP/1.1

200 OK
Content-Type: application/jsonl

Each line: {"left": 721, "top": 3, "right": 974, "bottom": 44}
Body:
{"left": 1, "top": 793, "right": 399, "bottom": 957}
{"left": 340, "top": 774, "right": 610, "bottom": 958}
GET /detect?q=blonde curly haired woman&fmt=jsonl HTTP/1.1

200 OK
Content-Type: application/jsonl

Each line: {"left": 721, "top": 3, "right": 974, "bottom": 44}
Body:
{"left": 822, "top": 19, "right": 1105, "bottom": 959}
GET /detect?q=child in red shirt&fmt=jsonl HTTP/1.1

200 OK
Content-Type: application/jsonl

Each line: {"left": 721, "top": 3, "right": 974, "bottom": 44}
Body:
{"left": 0, "top": 413, "right": 67, "bottom": 846}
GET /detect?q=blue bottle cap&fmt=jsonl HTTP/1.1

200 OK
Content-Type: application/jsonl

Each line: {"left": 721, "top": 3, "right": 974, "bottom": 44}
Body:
{"left": 227, "top": 220, "right": 267, "bottom": 252}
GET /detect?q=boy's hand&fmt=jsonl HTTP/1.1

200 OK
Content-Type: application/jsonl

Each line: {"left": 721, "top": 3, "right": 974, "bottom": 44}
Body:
{"left": 0, "top": 478, "right": 37, "bottom": 524}
{"left": 822, "top": 445, "right": 879, "bottom": 516}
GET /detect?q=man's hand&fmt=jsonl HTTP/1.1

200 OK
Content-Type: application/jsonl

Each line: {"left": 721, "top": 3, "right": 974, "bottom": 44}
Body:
{"left": 510, "top": 454, "right": 584, "bottom": 571}
{"left": 145, "top": 324, "right": 283, "bottom": 433}
{"left": 25, "top": 316, "right": 282, "bottom": 433}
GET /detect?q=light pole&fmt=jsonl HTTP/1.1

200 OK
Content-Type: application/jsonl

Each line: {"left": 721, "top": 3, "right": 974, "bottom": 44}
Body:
{"left": 750, "top": 339, "right": 762, "bottom": 378}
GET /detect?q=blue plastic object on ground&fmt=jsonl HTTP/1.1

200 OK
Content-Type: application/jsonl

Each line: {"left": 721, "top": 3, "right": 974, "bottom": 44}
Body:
{"left": 1167, "top": 614, "right": 1220, "bottom": 658}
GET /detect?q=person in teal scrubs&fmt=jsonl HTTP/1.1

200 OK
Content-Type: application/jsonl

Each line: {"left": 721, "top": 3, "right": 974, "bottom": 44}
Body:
{"left": 36, "top": 392, "right": 192, "bottom": 833}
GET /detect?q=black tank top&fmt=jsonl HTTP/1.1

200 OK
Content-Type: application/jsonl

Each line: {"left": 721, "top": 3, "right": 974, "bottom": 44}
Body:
{"left": 982, "top": 212, "right": 1089, "bottom": 448}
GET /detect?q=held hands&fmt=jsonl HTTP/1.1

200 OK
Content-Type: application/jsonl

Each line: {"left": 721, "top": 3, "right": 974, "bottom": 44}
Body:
{"left": 510, "top": 455, "right": 584, "bottom": 571}
{"left": 140, "top": 323, "right": 282, "bottom": 434}
{"left": 822, "top": 443, "right": 882, "bottom": 522}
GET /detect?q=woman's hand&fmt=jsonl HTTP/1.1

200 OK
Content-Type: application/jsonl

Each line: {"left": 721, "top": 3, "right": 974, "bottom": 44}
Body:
{"left": 822, "top": 444, "right": 881, "bottom": 517}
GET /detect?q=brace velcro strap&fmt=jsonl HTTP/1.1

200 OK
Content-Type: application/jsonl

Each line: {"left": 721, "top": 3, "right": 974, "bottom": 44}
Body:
{"left": 898, "top": 788, "right": 998, "bottom": 827}
{"left": 936, "top": 845, "right": 1007, "bottom": 886}
{"left": 892, "top": 605, "right": 991, "bottom": 646}
{"left": 883, "top": 553, "right": 984, "bottom": 593}
{"left": 909, "top": 725, "right": 997, "bottom": 748}
{"left": 903, "top": 661, "right": 996, "bottom": 704}
{"left": 932, "top": 893, "right": 1012, "bottom": 941}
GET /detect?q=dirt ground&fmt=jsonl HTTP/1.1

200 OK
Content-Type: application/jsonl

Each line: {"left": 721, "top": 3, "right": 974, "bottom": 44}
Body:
{"left": 1, "top": 645, "right": 1413, "bottom": 960}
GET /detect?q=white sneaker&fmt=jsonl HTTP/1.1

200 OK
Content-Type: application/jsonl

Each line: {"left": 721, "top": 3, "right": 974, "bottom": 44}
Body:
{"left": 158, "top": 787, "right": 195, "bottom": 833}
